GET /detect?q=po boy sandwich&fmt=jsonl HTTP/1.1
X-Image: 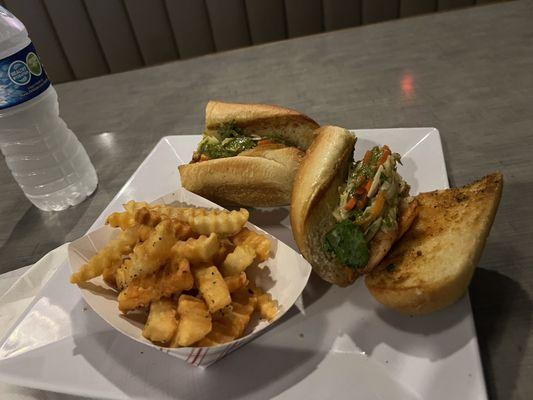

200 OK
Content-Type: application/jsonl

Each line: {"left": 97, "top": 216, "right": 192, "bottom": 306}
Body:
{"left": 291, "top": 126, "right": 418, "bottom": 286}
{"left": 178, "top": 101, "right": 319, "bottom": 207}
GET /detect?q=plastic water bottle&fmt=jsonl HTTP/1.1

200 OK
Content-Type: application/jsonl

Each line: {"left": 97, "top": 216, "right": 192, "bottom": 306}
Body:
{"left": 0, "top": 6, "right": 97, "bottom": 211}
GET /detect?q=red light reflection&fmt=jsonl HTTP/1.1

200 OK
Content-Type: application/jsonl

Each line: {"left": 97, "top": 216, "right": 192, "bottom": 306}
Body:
{"left": 401, "top": 73, "right": 414, "bottom": 99}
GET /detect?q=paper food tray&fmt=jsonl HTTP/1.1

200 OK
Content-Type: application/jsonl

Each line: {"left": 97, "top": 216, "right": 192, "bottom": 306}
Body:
{"left": 68, "top": 188, "right": 312, "bottom": 368}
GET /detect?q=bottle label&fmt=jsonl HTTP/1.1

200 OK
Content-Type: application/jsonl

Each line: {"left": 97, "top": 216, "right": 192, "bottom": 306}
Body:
{"left": 0, "top": 42, "right": 51, "bottom": 110}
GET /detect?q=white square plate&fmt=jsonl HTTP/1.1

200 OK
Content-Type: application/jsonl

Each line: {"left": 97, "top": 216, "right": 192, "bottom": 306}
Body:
{"left": 0, "top": 128, "right": 487, "bottom": 400}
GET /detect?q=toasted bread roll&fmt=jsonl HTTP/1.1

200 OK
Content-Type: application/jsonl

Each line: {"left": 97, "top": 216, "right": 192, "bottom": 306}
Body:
{"left": 205, "top": 100, "right": 319, "bottom": 150}
{"left": 291, "top": 126, "right": 358, "bottom": 286}
{"left": 179, "top": 146, "right": 304, "bottom": 206}
{"left": 365, "top": 173, "right": 503, "bottom": 314}
{"left": 179, "top": 101, "right": 319, "bottom": 207}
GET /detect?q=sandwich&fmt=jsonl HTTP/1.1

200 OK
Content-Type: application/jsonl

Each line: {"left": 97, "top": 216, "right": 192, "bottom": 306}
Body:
{"left": 291, "top": 124, "right": 503, "bottom": 313}
{"left": 178, "top": 101, "right": 319, "bottom": 207}
{"left": 365, "top": 173, "right": 503, "bottom": 314}
{"left": 291, "top": 126, "right": 418, "bottom": 287}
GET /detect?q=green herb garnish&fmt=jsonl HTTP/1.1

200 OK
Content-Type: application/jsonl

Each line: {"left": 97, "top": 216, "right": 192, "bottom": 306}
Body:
{"left": 218, "top": 121, "right": 243, "bottom": 139}
{"left": 324, "top": 220, "right": 370, "bottom": 269}
{"left": 197, "top": 135, "right": 256, "bottom": 159}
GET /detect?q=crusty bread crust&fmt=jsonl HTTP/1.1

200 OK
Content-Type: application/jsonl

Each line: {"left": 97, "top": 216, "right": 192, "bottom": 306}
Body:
{"left": 205, "top": 101, "right": 319, "bottom": 150}
{"left": 179, "top": 146, "right": 304, "bottom": 207}
{"left": 179, "top": 101, "right": 319, "bottom": 206}
{"left": 365, "top": 173, "right": 503, "bottom": 314}
{"left": 290, "top": 126, "right": 360, "bottom": 286}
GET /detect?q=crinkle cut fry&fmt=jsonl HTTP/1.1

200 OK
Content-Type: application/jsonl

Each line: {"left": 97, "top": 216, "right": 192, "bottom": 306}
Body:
{"left": 118, "top": 258, "right": 193, "bottom": 312}
{"left": 106, "top": 205, "right": 161, "bottom": 231}
{"left": 231, "top": 228, "right": 271, "bottom": 262}
{"left": 224, "top": 272, "right": 248, "bottom": 293}
{"left": 171, "top": 233, "right": 219, "bottom": 265}
{"left": 172, "top": 219, "right": 196, "bottom": 241}
{"left": 194, "top": 266, "right": 232, "bottom": 313}
{"left": 195, "top": 300, "right": 255, "bottom": 347}
{"left": 70, "top": 228, "right": 139, "bottom": 284}
{"left": 249, "top": 284, "right": 279, "bottom": 321}
{"left": 106, "top": 200, "right": 149, "bottom": 229}
{"left": 186, "top": 208, "right": 249, "bottom": 237}
{"left": 116, "top": 219, "right": 176, "bottom": 289}
{"left": 106, "top": 211, "right": 135, "bottom": 230}
{"left": 123, "top": 200, "right": 150, "bottom": 215}
{"left": 151, "top": 206, "right": 249, "bottom": 237}
{"left": 220, "top": 244, "right": 256, "bottom": 276}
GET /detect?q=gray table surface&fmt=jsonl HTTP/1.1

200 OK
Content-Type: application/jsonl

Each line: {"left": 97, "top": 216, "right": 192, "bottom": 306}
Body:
{"left": 1, "top": 0, "right": 532, "bottom": 398}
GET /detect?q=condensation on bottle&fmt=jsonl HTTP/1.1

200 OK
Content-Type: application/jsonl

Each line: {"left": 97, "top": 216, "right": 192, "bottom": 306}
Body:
{"left": 0, "top": 6, "right": 97, "bottom": 211}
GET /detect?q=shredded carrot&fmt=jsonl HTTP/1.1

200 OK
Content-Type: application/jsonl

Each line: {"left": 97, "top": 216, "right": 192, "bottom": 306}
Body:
{"left": 363, "top": 192, "right": 386, "bottom": 228}
{"left": 354, "top": 185, "right": 366, "bottom": 196}
{"left": 344, "top": 197, "right": 357, "bottom": 211}
{"left": 364, "top": 179, "right": 373, "bottom": 192}
{"left": 363, "top": 150, "right": 372, "bottom": 164}
{"left": 258, "top": 139, "right": 272, "bottom": 146}
{"left": 378, "top": 145, "right": 391, "bottom": 165}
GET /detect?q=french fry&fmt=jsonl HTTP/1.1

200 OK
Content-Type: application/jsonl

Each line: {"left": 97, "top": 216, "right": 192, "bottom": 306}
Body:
{"left": 213, "top": 238, "right": 235, "bottom": 265}
{"left": 196, "top": 300, "right": 255, "bottom": 346}
{"left": 106, "top": 211, "right": 136, "bottom": 230}
{"left": 135, "top": 224, "right": 153, "bottom": 242}
{"left": 134, "top": 207, "right": 162, "bottom": 227}
{"left": 187, "top": 208, "right": 249, "bottom": 237}
{"left": 101, "top": 226, "right": 152, "bottom": 287}
{"left": 116, "top": 219, "right": 176, "bottom": 289}
{"left": 231, "top": 228, "right": 271, "bottom": 262}
{"left": 224, "top": 272, "right": 248, "bottom": 293}
{"left": 172, "top": 219, "right": 195, "bottom": 241}
{"left": 123, "top": 200, "right": 150, "bottom": 215}
{"left": 194, "top": 266, "right": 231, "bottom": 313}
{"left": 142, "top": 298, "right": 178, "bottom": 343}
{"left": 220, "top": 245, "right": 255, "bottom": 276}
{"left": 118, "top": 258, "right": 193, "bottom": 312}
{"left": 152, "top": 206, "right": 248, "bottom": 235}
{"left": 70, "top": 228, "right": 139, "bottom": 284}
{"left": 217, "top": 301, "right": 255, "bottom": 336}
{"left": 150, "top": 204, "right": 194, "bottom": 219}
{"left": 171, "top": 233, "right": 219, "bottom": 265}
{"left": 107, "top": 201, "right": 155, "bottom": 230}
{"left": 231, "top": 286, "right": 258, "bottom": 310}
{"left": 148, "top": 206, "right": 248, "bottom": 237}
{"left": 102, "top": 259, "right": 124, "bottom": 288}
{"left": 249, "top": 285, "right": 279, "bottom": 321}
{"left": 171, "top": 295, "right": 211, "bottom": 347}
